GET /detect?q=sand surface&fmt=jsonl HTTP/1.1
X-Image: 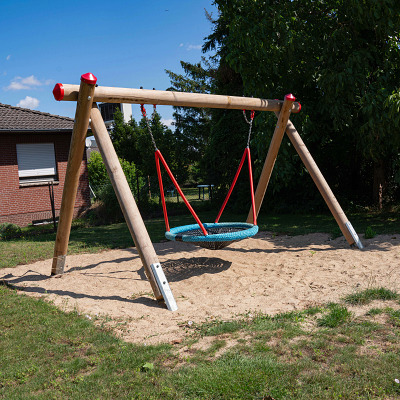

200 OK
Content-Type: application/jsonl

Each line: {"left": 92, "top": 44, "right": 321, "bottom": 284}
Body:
{"left": 1, "top": 232, "right": 399, "bottom": 344}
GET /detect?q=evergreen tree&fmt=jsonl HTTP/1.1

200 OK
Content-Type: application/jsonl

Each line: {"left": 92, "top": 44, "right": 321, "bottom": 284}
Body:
{"left": 206, "top": 0, "right": 400, "bottom": 207}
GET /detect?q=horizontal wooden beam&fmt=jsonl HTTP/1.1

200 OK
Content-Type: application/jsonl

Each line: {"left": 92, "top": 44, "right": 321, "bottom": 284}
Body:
{"left": 53, "top": 83, "right": 301, "bottom": 113}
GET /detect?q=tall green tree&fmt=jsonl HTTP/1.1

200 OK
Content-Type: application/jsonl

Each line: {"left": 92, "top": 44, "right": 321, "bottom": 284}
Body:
{"left": 109, "top": 108, "right": 139, "bottom": 165}
{"left": 167, "top": 53, "right": 261, "bottom": 212}
{"left": 206, "top": 0, "right": 400, "bottom": 207}
{"left": 166, "top": 59, "right": 214, "bottom": 183}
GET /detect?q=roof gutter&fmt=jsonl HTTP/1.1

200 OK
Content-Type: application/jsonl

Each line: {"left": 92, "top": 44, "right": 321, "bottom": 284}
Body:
{"left": 0, "top": 128, "right": 92, "bottom": 133}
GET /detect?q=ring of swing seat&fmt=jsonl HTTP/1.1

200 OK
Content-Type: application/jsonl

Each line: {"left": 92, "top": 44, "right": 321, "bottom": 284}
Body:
{"left": 165, "top": 222, "right": 259, "bottom": 250}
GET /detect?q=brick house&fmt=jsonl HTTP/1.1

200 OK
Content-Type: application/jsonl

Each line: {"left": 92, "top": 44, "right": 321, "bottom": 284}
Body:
{"left": 0, "top": 103, "right": 90, "bottom": 226}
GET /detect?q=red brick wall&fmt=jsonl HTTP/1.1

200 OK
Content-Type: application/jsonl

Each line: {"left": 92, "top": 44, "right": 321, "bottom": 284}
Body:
{"left": 0, "top": 132, "right": 90, "bottom": 226}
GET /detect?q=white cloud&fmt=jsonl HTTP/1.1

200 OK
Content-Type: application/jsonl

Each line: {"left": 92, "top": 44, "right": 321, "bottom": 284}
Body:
{"left": 161, "top": 118, "right": 174, "bottom": 127}
{"left": 7, "top": 80, "right": 29, "bottom": 90}
{"left": 5, "top": 75, "right": 52, "bottom": 90}
{"left": 17, "top": 96, "right": 40, "bottom": 109}
{"left": 187, "top": 44, "right": 201, "bottom": 51}
{"left": 21, "top": 75, "right": 42, "bottom": 86}
{"left": 6, "top": 55, "right": 11, "bottom": 61}
{"left": 179, "top": 43, "right": 184, "bottom": 47}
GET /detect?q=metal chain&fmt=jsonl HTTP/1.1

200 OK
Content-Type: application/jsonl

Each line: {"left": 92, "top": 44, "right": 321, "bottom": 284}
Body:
{"left": 243, "top": 110, "right": 255, "bottom": 148}
{"left": 141, "top": 104, "right": 158, "bottom": 151}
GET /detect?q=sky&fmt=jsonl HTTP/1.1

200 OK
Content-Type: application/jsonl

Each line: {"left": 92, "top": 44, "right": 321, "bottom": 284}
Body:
{"left": 0, "top": 0, "right": 217, "bottom": 126}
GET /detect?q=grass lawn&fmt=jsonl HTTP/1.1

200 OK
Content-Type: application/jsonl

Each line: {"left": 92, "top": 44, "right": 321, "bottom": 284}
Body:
{"left": 1, "top": 284, "right": 400, "bottom": 399}
{"left": 1, "top": 209, "right": 400, "bottom": 398}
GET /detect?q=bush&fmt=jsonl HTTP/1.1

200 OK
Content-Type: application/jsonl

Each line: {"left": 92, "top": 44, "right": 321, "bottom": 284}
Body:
{"left": 365, "top": 226, "right": 376, "bottom": 239}
{"left": 87, "top": 152, "right": 146, "bottom": 223}
{"left": 87, "top": 152, "right": 109, "bottom": 196}
{"left": 0, "top": 223, "right": 22, "bottom": 240}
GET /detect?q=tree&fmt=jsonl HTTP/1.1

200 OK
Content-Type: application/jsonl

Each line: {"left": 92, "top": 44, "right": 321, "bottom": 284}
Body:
{"left": 166, "top": 54, "right": 261, "bottom": 212}
{"left": 109, "top": 108, "right": 139, "bottom": 165}
{"left": 166, "top": 59, "right": 214, "bottom": 184}
{"left": 205, "top": 0, "right": 400, "bottom": 207}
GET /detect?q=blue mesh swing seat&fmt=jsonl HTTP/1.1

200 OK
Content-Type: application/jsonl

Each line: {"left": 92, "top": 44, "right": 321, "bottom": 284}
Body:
{"left": 166, "top": 222, "right": 259, "bottom": 250}
{"left": 141, "top": 104, "right": 258, "bottom": 250}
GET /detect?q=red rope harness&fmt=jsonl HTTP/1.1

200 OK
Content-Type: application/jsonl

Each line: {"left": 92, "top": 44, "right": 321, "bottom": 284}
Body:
{"left": 140, "top": 103, "right": 257, "bottom": 238}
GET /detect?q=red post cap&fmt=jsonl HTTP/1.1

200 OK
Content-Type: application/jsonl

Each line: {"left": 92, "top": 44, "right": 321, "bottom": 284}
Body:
{"left": 285, "top": 93, "right": 296, "bottom": 102}
{"left": 296, "top": 102, "right": 301, "bottom": 113}
{"left": 53, "top": 83, "right": 64, "bottom": 101}
{"left": 81, "top": 72, "right": 97, "bottom": 85}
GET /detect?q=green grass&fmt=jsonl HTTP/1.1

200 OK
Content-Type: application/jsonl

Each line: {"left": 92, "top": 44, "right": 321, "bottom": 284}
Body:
{"left": 317, "top": 303, "right": 352, "bottom": 328}
{"left": 1, "top": 284, "right": 400, "bottom": 399}
{"left": 344, "top": 288, "right": 399, "bottom": 305}
{"left": 1, "top": 208, "right": 399, "bottom": 269}
{"left": 162, "top": 186, "right": 212, "bottom": 203}
{"left": 1, "top": 205, "right": 399, "bottom": 397}
{"left": 0, "top": 284, "right": 172, "bottom": 400}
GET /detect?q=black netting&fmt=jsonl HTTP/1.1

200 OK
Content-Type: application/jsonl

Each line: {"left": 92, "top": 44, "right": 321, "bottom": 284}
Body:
{"left": 175, "top": 226, "right": 248, "bottom": 250}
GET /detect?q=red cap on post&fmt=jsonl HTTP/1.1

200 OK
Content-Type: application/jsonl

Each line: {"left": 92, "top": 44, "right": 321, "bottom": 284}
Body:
{"left": 285, "top": 93, "right": 296, "bottom": 102}
{"left": 80, "top": 72, "right": 97, "bottom": 85}
{"left": 53, "top": 83, "right": 64, "bottom": 101}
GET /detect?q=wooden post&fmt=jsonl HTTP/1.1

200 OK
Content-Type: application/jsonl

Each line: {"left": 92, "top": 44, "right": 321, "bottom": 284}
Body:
{"left": 247, "top": 94, "right": 296, "bottom": 222}
{"left": 51, "top": 73, "right": 97, "bottom": 275}
{"left": 90, "top": 103, "right": 164, "bottom": 301}
{"left": 280, "top": 117, "right": 359, "bottom": 247}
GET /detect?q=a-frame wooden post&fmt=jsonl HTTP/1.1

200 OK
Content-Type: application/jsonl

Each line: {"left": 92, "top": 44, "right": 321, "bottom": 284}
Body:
{"left": 51, "top": 73, "right": 97, "bottom": 275}
{"left": 51, "top": 73, "right": 177, "bottom": 310}
{"left": 90, "top": 103, "right": 177, "bottom": 310}
{"left": 279, "top": 116, "right": 363, "bottom": 248}
{"left": 247, "top": 94, "right": 363, "bottom": 249}
{"left": 246, "top": 94, "right": 296, "bottom": 221}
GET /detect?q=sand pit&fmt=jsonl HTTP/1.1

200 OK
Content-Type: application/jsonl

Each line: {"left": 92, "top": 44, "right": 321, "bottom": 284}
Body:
{"left": 1, "top": 232, "right": 399, "bottom": 344}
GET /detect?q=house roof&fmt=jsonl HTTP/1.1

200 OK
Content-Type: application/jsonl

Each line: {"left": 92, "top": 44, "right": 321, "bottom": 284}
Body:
{"left": 0, "top": 103, "right": 74, "bottom": 132}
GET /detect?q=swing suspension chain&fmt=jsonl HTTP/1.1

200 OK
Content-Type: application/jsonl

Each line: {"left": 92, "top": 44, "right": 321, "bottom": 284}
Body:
{"left": 243, "top": 110, "right": 255, "bottom": 148}
{"left": 140, "top": 104, "right": 158, "bottom": 151}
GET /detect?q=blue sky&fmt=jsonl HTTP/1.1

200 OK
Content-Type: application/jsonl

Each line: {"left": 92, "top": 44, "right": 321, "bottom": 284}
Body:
{"left": 0, "top": 0, "right": 217, "bottom": 126}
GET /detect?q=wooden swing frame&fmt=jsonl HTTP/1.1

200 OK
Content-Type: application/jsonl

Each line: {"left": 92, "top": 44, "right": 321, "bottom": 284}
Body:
{"left": 50, "top": 72, "right": 363, "bottom": 312}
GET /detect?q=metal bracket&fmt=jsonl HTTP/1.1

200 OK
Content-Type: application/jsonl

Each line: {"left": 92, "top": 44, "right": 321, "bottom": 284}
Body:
{"left": 150, "top": 263, "right": 178, "bottom": 311}
{"left": 345, "top": 221, "right": 364, "bottom": 250}
{"left": 51, "top": 255, "right": 66, "bottom": 275}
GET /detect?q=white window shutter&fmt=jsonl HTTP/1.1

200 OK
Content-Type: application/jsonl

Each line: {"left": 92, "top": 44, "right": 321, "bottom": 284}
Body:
{"left": 16, "top": 143, "right": 56, "bottom": 178}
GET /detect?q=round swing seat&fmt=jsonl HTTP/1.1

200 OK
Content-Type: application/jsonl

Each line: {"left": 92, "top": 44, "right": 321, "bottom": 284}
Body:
{"left": 165, "top": 222, "right": 259, "bottom": 250}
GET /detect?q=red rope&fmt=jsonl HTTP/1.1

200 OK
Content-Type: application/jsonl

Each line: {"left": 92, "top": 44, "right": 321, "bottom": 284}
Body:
{"left": 155, "top": 150, "right": 208, "bottom": 236}
{"left": 246, "top": 147, "right": 257, "bottom": 225}
{"left": 155, "top": 152, "right": 169, "bottom": 232}
{"left": 215, "top": 147, "right": 257, "bottom": 225}
{"left": 215, "top": 149, "right": 247, "bottom": 223}
{"left": 140, "top": 104, "right": 146, "bottom": 117}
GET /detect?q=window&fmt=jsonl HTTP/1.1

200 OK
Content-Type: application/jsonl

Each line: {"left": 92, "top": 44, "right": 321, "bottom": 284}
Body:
{"left": 16, "top": 143, "right": 57, "bottom": 184}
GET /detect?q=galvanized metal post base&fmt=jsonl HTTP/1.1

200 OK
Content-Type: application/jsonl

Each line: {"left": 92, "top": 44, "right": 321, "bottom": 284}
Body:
{"left": 345, "top": 221, "right": 364, "bottom": 250}
{"left": 150, "top": 263, "right": 178, "bottom": 311}
{"left": 51, "top": 255, "right": 66, "bottom": 275}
